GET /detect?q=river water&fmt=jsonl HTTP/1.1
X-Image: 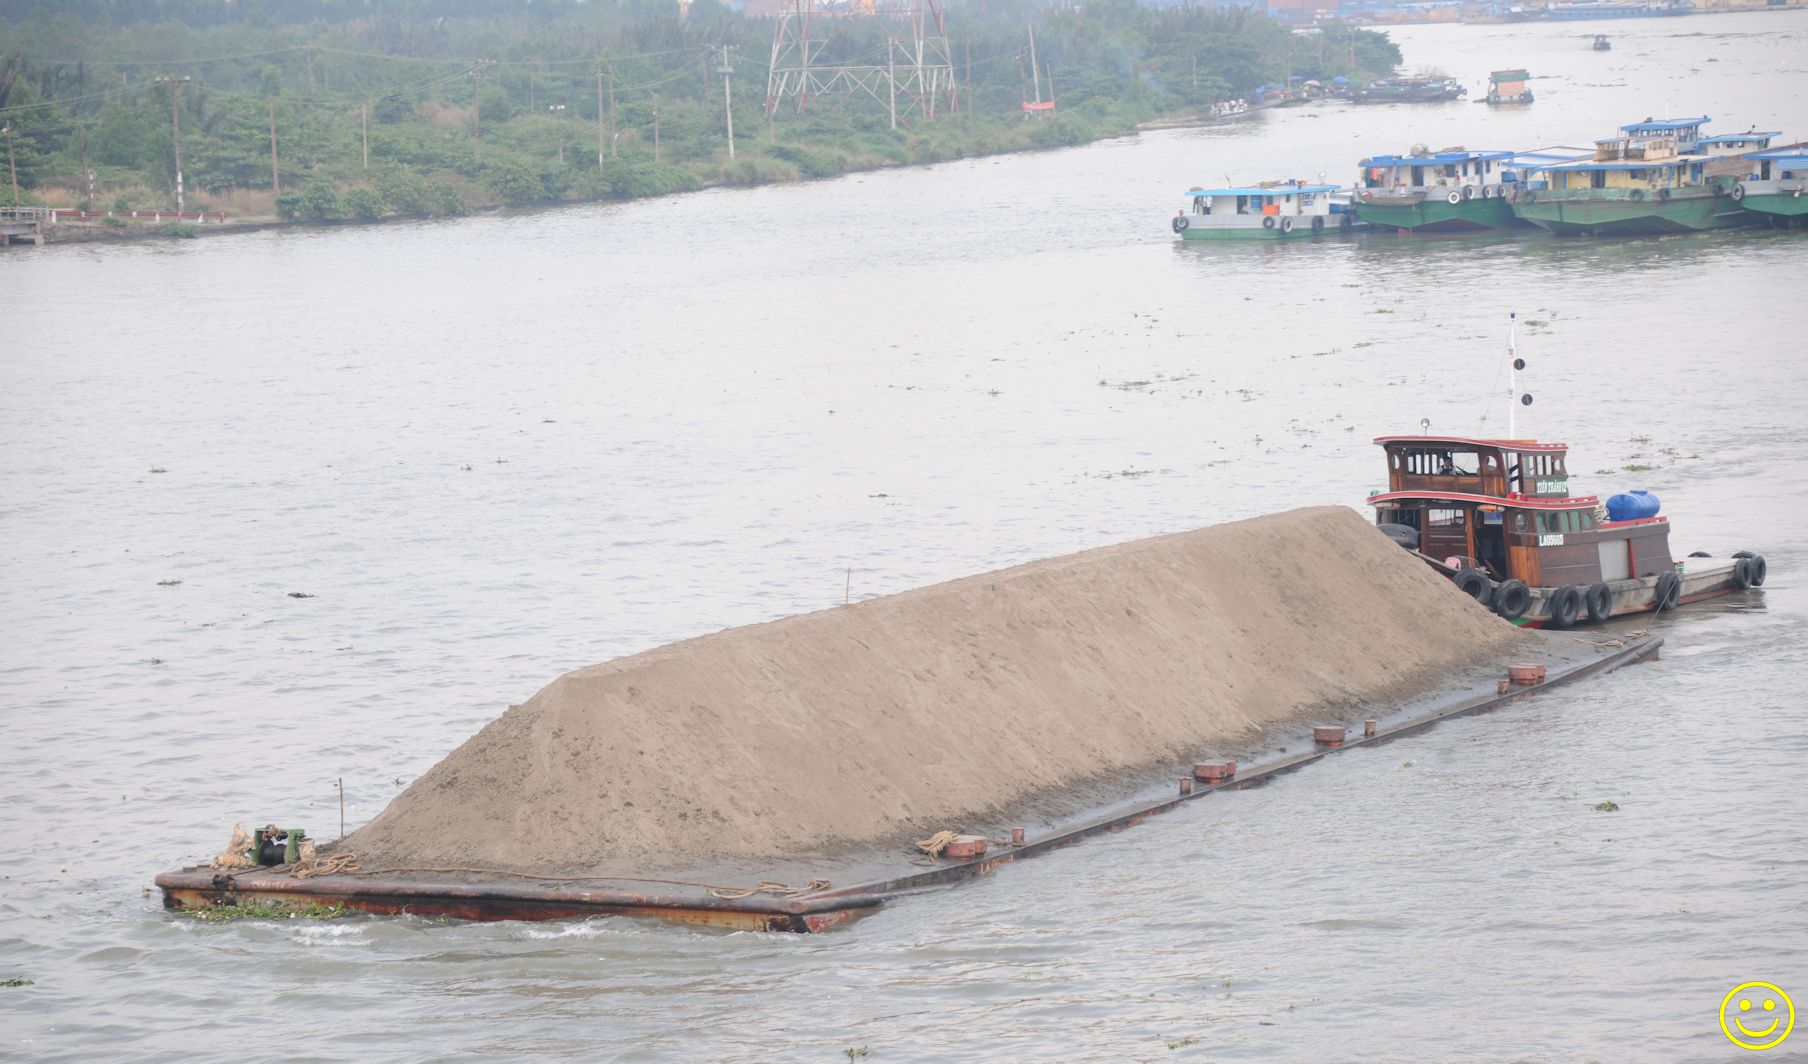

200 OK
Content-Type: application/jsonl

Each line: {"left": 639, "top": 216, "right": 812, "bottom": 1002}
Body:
{"left": 3, "top": 12, "right": 1805, "bottom": 1062}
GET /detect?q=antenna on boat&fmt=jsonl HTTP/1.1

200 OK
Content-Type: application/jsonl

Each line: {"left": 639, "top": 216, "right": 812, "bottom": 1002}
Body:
{"left": 1508, "top": 311, "right": 1531, "bottom": 438}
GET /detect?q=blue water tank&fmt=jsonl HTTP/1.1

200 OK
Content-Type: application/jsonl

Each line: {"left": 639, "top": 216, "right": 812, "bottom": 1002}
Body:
{"left": 1606, "top": 490, "right": 1661, "bottom": 522}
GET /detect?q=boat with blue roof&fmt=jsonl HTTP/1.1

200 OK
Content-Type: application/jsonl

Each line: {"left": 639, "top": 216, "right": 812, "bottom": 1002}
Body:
{"left": 1172, "top": 181, "right": 1352, "bottom": 239}
{"left": 1731, "top": 145, "right": 1808, "bottom": 227}
{"left": 1355, "top": 147, "right": 1521, "bottom": 231}
{"left": 1508, "top": 116, "right": 1752, "bottom": 235}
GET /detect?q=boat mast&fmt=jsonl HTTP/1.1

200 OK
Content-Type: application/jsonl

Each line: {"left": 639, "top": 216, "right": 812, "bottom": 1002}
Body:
{"left": 1508, "top": 312, "right": 1517, "bottom": 439}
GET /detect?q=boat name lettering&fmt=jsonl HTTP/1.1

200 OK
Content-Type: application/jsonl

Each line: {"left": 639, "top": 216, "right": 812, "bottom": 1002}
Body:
{"left": 1538, "top": 533, "right": 1565, "bottom": 547}
{"left": 1535, "top": 479, "right": 1570, "bottom": 495}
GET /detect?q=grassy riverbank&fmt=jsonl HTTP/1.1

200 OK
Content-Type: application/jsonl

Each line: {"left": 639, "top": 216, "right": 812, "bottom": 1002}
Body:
{"left": 0, "top": 1, "right": 1401, "bottom": 224}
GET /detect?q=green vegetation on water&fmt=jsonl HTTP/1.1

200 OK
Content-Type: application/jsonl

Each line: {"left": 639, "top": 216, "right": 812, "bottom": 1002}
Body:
{"left": 2, "top": 978, "right": 34, "bottom": 987}
{"left": 180, "top": 900, "right": 348, "bottom": 922}
{"left": 0, "top": 0, "right": 1399, "bottom": 222}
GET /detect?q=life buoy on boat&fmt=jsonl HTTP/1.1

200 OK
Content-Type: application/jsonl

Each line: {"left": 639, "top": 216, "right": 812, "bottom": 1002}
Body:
{"left": 1453, "top": 567, "right": 1493, "bottom": 605}
{"left": 1547, "top": 585, "right": 1582, "bottom": 630}
{"left": 1653, "top": 571, "right": 1681, "bottom": 612}
{"left": 1494, "top": 579, "right": 1532, "bottom": 621}
{"left": 1585, "top": 582, "right": 1613, "bottom": 624}
{"left": 1446, "top": 191, "right": 1463, "bottom": 205}
{"left": 1731, "top": 183, "right": 1747, "bottom": 201}
{"left": 1312, "top": 215, "right": 1325, "bottom": 232}
{"left": 1733, "top": 550, "right": 1767, "bottom": 586}
{"left": 1280, "top": 217, "right": 1294, "bottom": 233}
{"left": 1173, "top": 215, "right": 1190, "bottom": 233}
{"left": 1263, "top": 216, "right": 1276, "bottom": 230}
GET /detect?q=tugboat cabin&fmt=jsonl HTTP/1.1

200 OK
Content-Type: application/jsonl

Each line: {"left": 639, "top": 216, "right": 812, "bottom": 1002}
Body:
{"left": 1366, "top": 435, "right": 1673, "bottom": 594}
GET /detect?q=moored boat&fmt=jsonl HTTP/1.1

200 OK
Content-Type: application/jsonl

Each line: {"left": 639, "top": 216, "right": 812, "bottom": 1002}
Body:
{"left": 1509, "top": 116, "right": 1750, "bottom": 236}
{"left": 1356, "top": 147, "right": 1520, "bottom": 232}
{"left": 1352, "top": 75, "right": 1466, "bottom": 105}
{"left": 1173, "top": 181, "right": 1351, "bottom": 239}
{"left": 1732, "top": 146, "right": 1808, "bottom": 227}
{"left": 1592, "top": 34, "right": 1612, "bottom": 50}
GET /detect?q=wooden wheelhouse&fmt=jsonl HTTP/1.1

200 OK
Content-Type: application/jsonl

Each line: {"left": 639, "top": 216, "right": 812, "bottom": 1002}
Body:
{"left": 1366, "top": 435, "right": 1674, "bottom": 588}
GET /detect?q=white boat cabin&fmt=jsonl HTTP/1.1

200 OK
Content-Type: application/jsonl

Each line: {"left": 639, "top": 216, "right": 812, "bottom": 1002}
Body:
{"left": 1180, "top": 182, "right": 1342, "bottom": 233}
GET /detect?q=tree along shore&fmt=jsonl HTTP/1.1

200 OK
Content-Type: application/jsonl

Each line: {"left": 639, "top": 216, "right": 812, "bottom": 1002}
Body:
{"left": 0, "top": 1, "right": 1402, "bottom": 231}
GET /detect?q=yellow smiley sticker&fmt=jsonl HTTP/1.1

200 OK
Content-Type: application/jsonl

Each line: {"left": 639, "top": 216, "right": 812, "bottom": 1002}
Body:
{"left": 1720, "top": 982, "right": 1795, "bottom": 1052}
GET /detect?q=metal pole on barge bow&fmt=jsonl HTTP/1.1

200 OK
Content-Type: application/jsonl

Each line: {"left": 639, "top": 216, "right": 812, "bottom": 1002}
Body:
{"left": 1509, "top": 311, "right": 1517, "bottom": 439}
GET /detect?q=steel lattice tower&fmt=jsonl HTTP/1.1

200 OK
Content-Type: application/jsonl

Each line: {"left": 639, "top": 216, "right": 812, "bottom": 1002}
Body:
{"left": 764, "top": 0, "right": 957, "bottom": 127}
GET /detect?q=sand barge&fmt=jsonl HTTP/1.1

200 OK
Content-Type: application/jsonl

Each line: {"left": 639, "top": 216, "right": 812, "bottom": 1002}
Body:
{"left": 345, "top": 506, "right": 1534, "bottom": 871}
{"left": 158, "top": 505, "right": 1662, "bottom": 930}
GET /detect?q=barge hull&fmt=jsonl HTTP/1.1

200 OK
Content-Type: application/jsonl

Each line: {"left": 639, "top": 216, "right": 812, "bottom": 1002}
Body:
{"left": 1510, "top": 192, "right": 1750, "bottom": 235}
{"left": 155, "top": 636, "right": 1662, "bottom": 932}
{"left": 1358, "top": 197, "right": 1517, "bottom": 232}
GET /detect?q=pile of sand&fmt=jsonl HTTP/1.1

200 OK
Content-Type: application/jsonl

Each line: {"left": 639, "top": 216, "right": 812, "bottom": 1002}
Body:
{"left": 345, "top": 506, "right": 1530, "bottom": 872}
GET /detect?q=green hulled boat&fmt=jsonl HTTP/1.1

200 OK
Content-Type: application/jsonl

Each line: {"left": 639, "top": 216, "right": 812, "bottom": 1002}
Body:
{"left": 1733, "top": 147, "right": 1808, "bottom": 228}
{"left": 1173, "top": 181, "right": 1354, "bottom": 240}
{"left": 1353, "top": 148, "right": 1587, "bottom": 232}
{"left": 1509, "top": 116, "right": 1753, "bottom": 236}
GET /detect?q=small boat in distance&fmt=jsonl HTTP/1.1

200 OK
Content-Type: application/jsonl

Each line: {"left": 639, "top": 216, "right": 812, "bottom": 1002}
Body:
{"left": 1352, "top": 75, "right": 1466, "bottom": 105}
{"left": 1173, "top": 181, "right": 1352, "bottom": 239}
{"left": 1366, "top": 319, "right": 1766, "bottom": 627}
{"left": 1593, "top": 34, "right": 1612, "bottom": 50}
{"left": 1485, "top": 69, "right": 1534, "bottom": 106}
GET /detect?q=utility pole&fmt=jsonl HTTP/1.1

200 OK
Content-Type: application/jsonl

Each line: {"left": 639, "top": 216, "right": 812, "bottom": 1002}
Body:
{"left": 469, "top": 61, "right": 492, "bottom": 155}
{"left": 887, "top": 35, "right": 898, "bottom": 131}
{"left": 1029, "top": 23, "right": 1042, "bottom": 105}
{"left": 82, "top": 131, "right": 95, "bottom": 206}
{"left": 306, "top": 48, "right": 315, "bottom": 91}
{"left": 608, "top": 65, "right": 616, "bottom": 157}
{"left": 2, "top": 126, "right": 17, "bottom": 208}
{"left": 651, "top": 93, "right": 661, "bottom": 164}
{"left": 268, "top": 99, "right": 280, "bottom": 194}
{"left": 361, "top": 102, "right": 369, "bottom": 170}
{"left": 718, "top": 45, "right": 735, "bottom": 159}
{"left": 596, "top": 71, "right": 606, "bottom": 166}
{"left": 548, "top": 103, "right": 566, "bottom": 164}
{"left": 155, "top": 75, "right": 192, "bottom": 212}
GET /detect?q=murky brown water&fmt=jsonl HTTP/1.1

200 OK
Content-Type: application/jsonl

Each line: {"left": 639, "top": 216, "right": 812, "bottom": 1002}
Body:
{"left": 3, "top": 13, "right": 1805, "bottom": 1062}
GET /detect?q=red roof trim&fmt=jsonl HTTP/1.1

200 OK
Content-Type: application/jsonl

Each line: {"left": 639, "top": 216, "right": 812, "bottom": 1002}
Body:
{"left": 1366, "top": 490, "right": 1599, "bottom": 510}
{"left": 1372, "top": 435, "right": 1569, "bottom": 452}
{"left": 1598, "top": 516, "right": 1668, "bottom": 530}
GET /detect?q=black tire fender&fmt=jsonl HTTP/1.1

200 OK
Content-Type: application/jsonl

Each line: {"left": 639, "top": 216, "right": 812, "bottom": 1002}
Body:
{"left": 1172, "top": 215, "right": 1189, "bottom": 233}
{"left": 1547, "top": 585, "right": 1582, "bottom": 629}
{"left": 1494, "top": 579, "right": 1532, "bottom": 621}
{"left": 1263, "top": 215, "right": 1276, "bottom": 230}
{"left": 1312, "top": 215, "right": 1325, "bottom": 232}
{"left": 1280, "top": 217, "right": 1294, "bottom": 233}
{"left": 1653, "top": 570, "right": 1682, "bottom": 612}
{"left": 1732, "top": 551, "right": 1767, "bottom": 587}
{"left": 1453, "top": 567, "right": 1493, "bottom": 605}
{"left": 1733, "top": 558, "right": 1755, "bottom": 590}
{"left": 1585, "top": 582, "right": 1613, "bottom": 623}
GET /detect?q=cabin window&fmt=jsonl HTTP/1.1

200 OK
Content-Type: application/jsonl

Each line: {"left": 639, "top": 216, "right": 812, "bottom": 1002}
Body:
{"left": 1576, "top": 510, "right": 1595, "bottom": 530}
{"left": 1236, "top": 195, "right": 1250, "bottom": 215}
{"left": 1513, "top": 512, "right": 1529, "bottom": 533}
{"left": 1483, "top": 453, "right": 1500, "bottom": 472}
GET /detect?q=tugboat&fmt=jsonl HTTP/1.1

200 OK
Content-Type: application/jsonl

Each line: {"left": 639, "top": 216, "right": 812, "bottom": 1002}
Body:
{"left": 1365, "top": 318, "right": 1766, "bottom": 627}
{"left": 1509, "top": 116, "right": 1752, "bottom": 235}
{"left": 1172, "top": 181, "right": 1352, "bottom": 240}
{"left": 1733, "top": 146, "right": 1808, "bottom": 228}
{"left": 1593, "top": 35, "right": 1612, "bottom": 51}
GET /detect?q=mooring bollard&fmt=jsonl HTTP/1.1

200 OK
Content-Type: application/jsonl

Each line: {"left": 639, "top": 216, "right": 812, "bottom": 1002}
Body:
{"left": 1364, "top": 719, "right": 1377, "bottom": 738}
{"left": 1222, "top": 759, "right": 1237, "bottom": 778}
{"left": 1010, "top": 827, "right": 1025, "bottom": 846}
{"left": 1179, "top": 777, "right": 1193, "bottom": 795}
{"left": 1507, "top": 663, "right": 1547, "bottom": 685}
{"left": 1194, "top": 761, "right": 1230, "bottom": 784}
{"left": 943, "top": 835, "right": 988, "bottom": 859}
{"left": 1498, "top": 678, "right": 1512, "bottom": 694}
{"left": 1313, "top": 725, "right": 1345, "bottom": 748}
